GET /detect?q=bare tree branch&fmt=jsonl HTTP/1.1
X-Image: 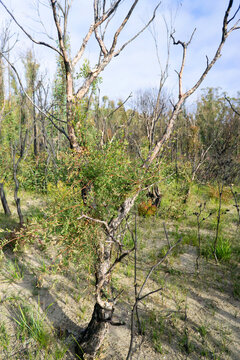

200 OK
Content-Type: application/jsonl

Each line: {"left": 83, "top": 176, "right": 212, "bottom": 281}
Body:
{"left": 0, "top": 52, "right": 71, "bottom": 143}
{"left": 0, "top": 0, "right": 62, "bottom": 56}
{"left": 171, "top": 28, "right": 196, "bottom": 98}
{"left": 225, "top": 95, "right": 240, "bottom": 116}
{"left": 143, "top": 0, "right": 240, "bottom": 167}
{"left": 106, "top": 247, "right": 135, "bottom": 275}
{"left": 138, "top": 238, "right": 182, "bottom": 299}
{"left": 126, "top": 219, "right": 182, "bottom": 360}
{"left": 72, "top": 0, "right": 122, "bottom": 67}
{"left": 78, "top": 214, "right": 111, "bottom": 233}
{"left": 114, "top": 2, "right": 161, "bottom": 57}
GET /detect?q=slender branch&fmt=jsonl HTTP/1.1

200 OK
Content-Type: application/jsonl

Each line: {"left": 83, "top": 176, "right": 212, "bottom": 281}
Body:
{"left": 171, "top": 28, "right": 196, "bottom": 98}
{"left": 50, "top": 0, "right": 71, "bottom": 69}
{"left": 106, "top": 247, "right": 135, "bottom": 275}
{"left": 230, "top": 184, "right": 240, "bottom": 226}
{"left": 228, "top": 4, "right": 240, "bottom": 23}
{"left": 72, "top": 0, "right": 122, "bottom": 67}
{"left": 94, "top": 0, "right": 108, "bottom": 56}
{"left": 107, "top": 93, "right": 132, "bottom": 120}
{"left": 78, "top": 214, "right": 110, "bottom": 233}
{"left": 225, "top": 95, "right": 240, "bottom": 116}
{"left": 114, "top": 2, "right": 161, "bottom": 56}
{"left": 143, "top": 0, "right": 240, "bottom": 168}
{"left": 126, "top": 221, "right": 182, "bottom": 360}
{"left": 0, "top": 0, "right": 62, "bottom": 56}
{"left": 191, "top": 140, "right": 216, "bottom": 181}
{"left": 163, "top": 221, "right": 171, "bottom": 248}
{"left": 138, "top": 286, "right": 163, "bottom": 301}
{"left": 72, "top": 25, "right": 95, "bottom": 67}
{"left": 75, "top": 2, "right": 161, "bottom": 100}
{"left": 110, "top": 0, "right": 139, "bottom": 53}
{"left": 1, "top": 52, "right": 71, "bottom": 143}
{"left": 138, "top": 238, "right": 182, "bottom": 299}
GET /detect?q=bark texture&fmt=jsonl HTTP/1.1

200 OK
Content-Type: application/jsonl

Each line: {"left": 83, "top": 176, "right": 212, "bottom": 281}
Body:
{"left": 0, "top": 182, "right": 11, "bottom": 216}
{"left": 76, "top": 303, "right": 114, "bottom": 359}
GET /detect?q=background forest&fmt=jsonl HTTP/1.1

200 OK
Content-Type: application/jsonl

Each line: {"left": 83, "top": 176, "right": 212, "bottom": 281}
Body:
{"left": 0, "top": 1, "right": 240, "bottom": 359}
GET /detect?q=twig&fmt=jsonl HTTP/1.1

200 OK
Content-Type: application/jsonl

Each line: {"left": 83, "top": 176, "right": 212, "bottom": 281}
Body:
{"left": 126, "top": 220, "right": 182, "bottom": 360}
{"left": 163, "top": 221, "right": 171, "bottom": 248}
{"left": 0, "top": 0, "right": 62, "bottom": 56}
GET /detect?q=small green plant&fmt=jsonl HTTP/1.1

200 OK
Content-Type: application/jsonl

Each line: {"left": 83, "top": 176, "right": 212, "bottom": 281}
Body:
{"left": 153, "top": 335, "right": 163, "bottom": 353}
{"left": 0, "top": 322, "right": 10, "bottom": 350}
{"left": 12, "top": 301, "right": 53, "bottom": 348}
{"left": 38, "top": 260, "right": 48, "bottom": 273}
{"left": 53, "top": 344, "right": 69, "bottom": 359}
{"left": 72, "top": 334, "right": 84, "bottom": 359}
{"left": 179, "top": 330, "right": 194, "bottom": 354}
{"left": 140, "top": 311, "right": 166, "bottom": 353}
{"left": 198, "top": 324, "right": 208, "bottom": 338}
{"left": 233, "top": 280, "right": 240, "bottom": 299}
{"left": 214, "top": 237, "right": 232, "bottom": 262}
{"left": 201, "top": 236, "right": 232, "bottom": 262}
{"left": 124, "top": 262, "right": 133, "bottom": 277}
{"left": 3, "top": 259, "right": 24, "bottom": 282}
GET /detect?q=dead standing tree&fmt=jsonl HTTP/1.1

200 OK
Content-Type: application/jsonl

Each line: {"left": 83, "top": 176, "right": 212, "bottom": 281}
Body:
{"left": 11, "top": 129, "right": 28, "bottom": 227}
{"left": 1, "top": 1, "right": 240, "bottom": 358}
{"left": 0, "top": 24, "right": 12, "bottom": 216}
{"left": 0, "top": 181, "right": 11, "bottom": 216}
{"left": 0, "top": 0, "right": 160, "bottom": 151}
{"left": 76, "top": 2, "right": 240, "bottom": 358}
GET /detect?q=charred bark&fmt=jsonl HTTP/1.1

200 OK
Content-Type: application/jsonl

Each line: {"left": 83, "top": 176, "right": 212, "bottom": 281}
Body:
{"left": 76, "top": 303, "right": 114, "bottom": 359}
{"left": 76, "top": 193, "right": 139, "bottom": 358}
{"left": 0, "top": 182, "right": 11, "bottom": 216}
{"left": 11, "top": 130, "right": 28, "bottom": 226}
{"left": 147, "top": 184, "right": 162, "bottom": 207}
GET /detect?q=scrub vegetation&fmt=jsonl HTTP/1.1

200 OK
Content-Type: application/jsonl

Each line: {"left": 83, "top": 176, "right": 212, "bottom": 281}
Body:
{"left": 0, "top": 0, "right": 240, "bottom": 359}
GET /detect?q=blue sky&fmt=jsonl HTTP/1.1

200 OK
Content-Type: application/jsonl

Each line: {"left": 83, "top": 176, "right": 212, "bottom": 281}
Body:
{"left": 1, "top": 0, "right": 240, "bottom": 105}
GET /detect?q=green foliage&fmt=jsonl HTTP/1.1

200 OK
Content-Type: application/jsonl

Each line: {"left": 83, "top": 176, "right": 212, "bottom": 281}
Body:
{"left": 12, "top": 302, "right": 52, "bottom": 348}
{"left": 157, "top": 161, "right": 192, "bottom": 219}
{"left": 198, "top": 324, "right": 208, "bottom": 338}
{"left": 76, "top": 59, "right": 102, "bottom": 94}
{"left": 76, "top": 59, "right": 92, "bottom": 79}
{"left": 74, "top": 140, "right": 141, "bottom": 219}
{"left": 179, "top": 331, "right": 194, "bottom": 354}
{"left": 0, "top": 322, "right": 9, "bottom": 350}
{"left": 52, "top": 55, "right": 67, "bottom": 121}
{"left": 2, "top": 259, "right": 24, "bottom": 283}
{"left": 18, "top": 153, "right": 69, "bottom": 193}
{"left": 141, "top": 310, "right": 166, "bottom": 352}
{"left": 195, "top": 88, "right": 240, "bottom": 184}
{"left": 233, "top": 280, "right": 240, "bottom": 299}
{"left": 214, "top": 237, "right": 232, "bottom": 262}
{"left": 202, "top": 236, "right": 232, "bottom": 262}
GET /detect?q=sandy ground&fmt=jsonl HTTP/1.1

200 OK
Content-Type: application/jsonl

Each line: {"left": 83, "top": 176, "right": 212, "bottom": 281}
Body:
{"left": 0, "top": 237, "right": 239, "bottom": 360}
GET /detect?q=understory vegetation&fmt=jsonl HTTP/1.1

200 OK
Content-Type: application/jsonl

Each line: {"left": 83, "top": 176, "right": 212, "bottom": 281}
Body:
{"left": 0, "top": 72, "right": 240, "bottom": 359}
{"left": 0, "top": 179, "right": 239, "bottom": 359}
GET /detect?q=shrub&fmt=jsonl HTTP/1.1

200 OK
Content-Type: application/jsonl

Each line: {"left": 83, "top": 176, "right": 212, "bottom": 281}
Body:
{"left": 138, "top": 200, "right": 157, "bottom": 217}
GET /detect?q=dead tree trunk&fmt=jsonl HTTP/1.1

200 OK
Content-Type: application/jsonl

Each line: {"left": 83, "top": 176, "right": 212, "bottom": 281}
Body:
{"left": 76, "top": 195, "right": 139, "bottom": 358}
{"left": 12, "top": 146, "right": 24, "bottom": 226}
{"left": 0, "top": 182, "right": 11, "bottom": 216}
{"left": 76, "top": 236, "right": 114, "bottom": 358}
{"left": 76, "top": 2, "right": 239, "bottom": 357}
{"left": 11, "top": 130, "right": 28, "bottom": 227}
